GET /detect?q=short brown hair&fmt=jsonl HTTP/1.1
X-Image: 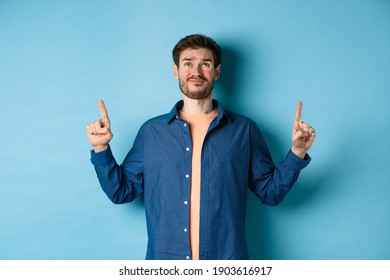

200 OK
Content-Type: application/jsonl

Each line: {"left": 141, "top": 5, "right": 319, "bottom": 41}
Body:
{"left": 172, "top": 34, "right": 222, "bottom": 67}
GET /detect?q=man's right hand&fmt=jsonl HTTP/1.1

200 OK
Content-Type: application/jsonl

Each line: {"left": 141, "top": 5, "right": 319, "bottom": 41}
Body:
{"left": 86, "top": 100, "right": 113, "bottom": 152}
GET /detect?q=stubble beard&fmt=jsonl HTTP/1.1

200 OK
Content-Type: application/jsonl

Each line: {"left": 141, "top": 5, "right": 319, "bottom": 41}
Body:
{"left": 178, "top": 76, "right": 215, "bottom": 100}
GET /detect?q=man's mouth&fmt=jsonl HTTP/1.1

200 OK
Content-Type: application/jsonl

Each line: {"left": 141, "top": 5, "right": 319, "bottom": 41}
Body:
{"left": 188, "top": 77, "right": 206, "bottom": 83}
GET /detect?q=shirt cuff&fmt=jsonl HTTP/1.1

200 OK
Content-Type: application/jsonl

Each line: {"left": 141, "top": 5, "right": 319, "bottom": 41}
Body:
{"left": 90, "top": 145, "right": 115, "bottom": 166}
{"left": 285, "top": 149, "right": 311, "bottom": 171}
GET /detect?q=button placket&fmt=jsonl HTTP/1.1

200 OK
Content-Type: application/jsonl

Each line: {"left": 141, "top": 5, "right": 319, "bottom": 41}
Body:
{"left": 180, "top": 118, "right": 191, "bottom": 262}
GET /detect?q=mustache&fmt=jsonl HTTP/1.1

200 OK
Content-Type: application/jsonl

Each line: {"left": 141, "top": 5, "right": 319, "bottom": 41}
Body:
{"left": 187, "top": 75, "right": 207, "bottom": 82}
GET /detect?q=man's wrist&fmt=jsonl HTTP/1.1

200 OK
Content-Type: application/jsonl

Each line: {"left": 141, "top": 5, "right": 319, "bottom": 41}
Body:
{"left": 291, "top": 147, "right": 307, "bottom": 159}
{"left": 93, "top": 144, "right": 109, "bottom": 153}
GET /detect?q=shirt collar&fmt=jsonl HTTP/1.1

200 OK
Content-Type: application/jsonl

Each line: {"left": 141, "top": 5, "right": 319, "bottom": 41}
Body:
{"left": 166, "top": 99, "right": 231, "bottom": 124}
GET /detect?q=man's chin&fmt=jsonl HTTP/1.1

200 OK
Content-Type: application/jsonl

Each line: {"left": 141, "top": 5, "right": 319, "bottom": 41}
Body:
{"left": 179, "top": 82, "right": 214, "bottom": 100}
{"left": 183, "top": 91, "right": 211, "bottom": 100}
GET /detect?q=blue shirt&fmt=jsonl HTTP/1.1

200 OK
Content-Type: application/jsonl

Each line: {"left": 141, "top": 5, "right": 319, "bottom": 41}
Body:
{"left": 90, "top": 100, "right": 311, "bottom": 260}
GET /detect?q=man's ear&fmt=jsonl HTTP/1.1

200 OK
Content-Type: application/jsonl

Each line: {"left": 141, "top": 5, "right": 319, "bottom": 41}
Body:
{"left": 214, "top": 64, "right": 221, "bottom": 81}
{"left": 173, "top": 63, "right": 179, "bottom": 80}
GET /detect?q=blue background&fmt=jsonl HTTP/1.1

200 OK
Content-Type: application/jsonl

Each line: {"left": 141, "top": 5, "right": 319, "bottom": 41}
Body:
{"left": 1, "top": 0, "right": 389, "bottom": 260}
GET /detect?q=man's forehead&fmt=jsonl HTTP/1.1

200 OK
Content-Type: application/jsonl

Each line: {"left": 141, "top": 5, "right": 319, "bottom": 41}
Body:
{"left": 179, "top": 48, "right": 214, "bottom": 61}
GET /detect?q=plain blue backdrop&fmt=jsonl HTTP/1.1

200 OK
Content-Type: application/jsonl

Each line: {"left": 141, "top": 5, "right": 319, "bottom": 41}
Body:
{"left": 1, "top": 0, "right": 389, "bottom": 259}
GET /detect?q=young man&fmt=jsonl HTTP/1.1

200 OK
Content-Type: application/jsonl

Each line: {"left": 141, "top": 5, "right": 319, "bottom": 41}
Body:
{"left": 86, "top": 34, "right": 316, "bottom": 260}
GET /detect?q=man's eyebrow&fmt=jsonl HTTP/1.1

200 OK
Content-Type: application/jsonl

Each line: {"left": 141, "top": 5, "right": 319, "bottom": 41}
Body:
{"left": 181, "top": 57, "right": 213, "bottom": 62}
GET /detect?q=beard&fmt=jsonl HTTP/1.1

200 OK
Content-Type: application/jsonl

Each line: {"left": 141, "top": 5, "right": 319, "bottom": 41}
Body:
{"left": 178, "top": 75, "right": 215, "bottom": 100}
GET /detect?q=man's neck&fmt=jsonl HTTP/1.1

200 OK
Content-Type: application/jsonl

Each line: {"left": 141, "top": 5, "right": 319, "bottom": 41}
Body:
{"left": 181, "top": 94, "right": 214, "bottom": 115}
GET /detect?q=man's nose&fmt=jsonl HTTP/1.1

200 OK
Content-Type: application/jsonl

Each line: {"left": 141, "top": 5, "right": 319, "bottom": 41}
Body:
{"left": 193, "top": 64, "right": 203, "bottom": 76}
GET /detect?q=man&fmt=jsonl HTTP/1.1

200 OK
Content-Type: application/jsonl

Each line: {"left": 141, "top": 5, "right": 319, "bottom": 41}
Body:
{"left": 86, "top": 34, "right": 316, "bottom": 260}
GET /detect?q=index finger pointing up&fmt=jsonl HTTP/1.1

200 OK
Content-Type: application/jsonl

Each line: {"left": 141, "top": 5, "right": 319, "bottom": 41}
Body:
{"left": 98, "top": 99, "right": 109, "bottom": 121}
{"left": 295, "top": 101, "right": 303, "bottom": 123}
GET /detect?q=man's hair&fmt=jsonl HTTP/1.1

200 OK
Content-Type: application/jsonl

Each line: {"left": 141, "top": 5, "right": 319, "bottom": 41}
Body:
{"left": 172, "top": 34, "right": 222, "bottom": 67}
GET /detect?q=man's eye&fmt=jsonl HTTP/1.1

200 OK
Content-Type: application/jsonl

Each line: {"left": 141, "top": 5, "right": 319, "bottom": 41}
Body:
{"left": 202, "top": 63, "right": 211, "bottom": 68}
{"left": 184, "top": 62, "right": 192, "bottom": 67}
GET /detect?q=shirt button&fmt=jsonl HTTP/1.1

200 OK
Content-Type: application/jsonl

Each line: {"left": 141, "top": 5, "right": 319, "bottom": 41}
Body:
{"left": 186, "top": 147, "right": 190, "bottom": 151}
{"left": 184, "top": 228, "right": 188, "bottom": 232}
{"left": 185, "top": 174, "right": 189, "bottom": 178}
{"left": 184, "top": 201, "right": 188, "bottom": 205}
{"left": 186, "top": 256, "right": 190, "bottom": 260}
{"left": 184, "top": 123, "right": 187, "bottom": 127}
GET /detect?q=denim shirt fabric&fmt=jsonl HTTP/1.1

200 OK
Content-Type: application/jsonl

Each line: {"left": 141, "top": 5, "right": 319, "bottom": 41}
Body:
{"left": 90, "top": 100, "right": 310, "bottom": 260}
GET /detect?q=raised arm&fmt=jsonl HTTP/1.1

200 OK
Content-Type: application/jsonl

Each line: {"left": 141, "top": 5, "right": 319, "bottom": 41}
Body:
{"left": 86, "top": 100, "right": 113, "bottom": 152}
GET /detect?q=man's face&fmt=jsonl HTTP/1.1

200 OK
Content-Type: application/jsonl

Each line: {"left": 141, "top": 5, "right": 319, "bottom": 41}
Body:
{"left": 173, "top": 48, "right": 220, "bottom": 100}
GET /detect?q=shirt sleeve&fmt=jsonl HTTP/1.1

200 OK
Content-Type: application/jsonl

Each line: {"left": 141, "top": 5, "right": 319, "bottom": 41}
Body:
{"left": 90, "top": 129, "right": 145, "bottom": 204}
{"left": 248, "top": 122, "right": 311, "bottom": 206}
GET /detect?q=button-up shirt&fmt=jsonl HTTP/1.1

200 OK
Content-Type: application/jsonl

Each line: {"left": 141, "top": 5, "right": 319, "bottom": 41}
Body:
{"left": 90, "top": 99, "right": 311, "bottom": 260}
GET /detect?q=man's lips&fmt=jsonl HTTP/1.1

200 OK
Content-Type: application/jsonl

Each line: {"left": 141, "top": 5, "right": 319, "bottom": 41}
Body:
{"left": 188, "top": 77, "right": 206, "bottom": 83}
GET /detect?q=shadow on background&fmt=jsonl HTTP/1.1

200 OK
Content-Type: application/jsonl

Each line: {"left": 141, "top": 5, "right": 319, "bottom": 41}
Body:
{"left": 215, "top": 45, "right": 243, "bottom": 111}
